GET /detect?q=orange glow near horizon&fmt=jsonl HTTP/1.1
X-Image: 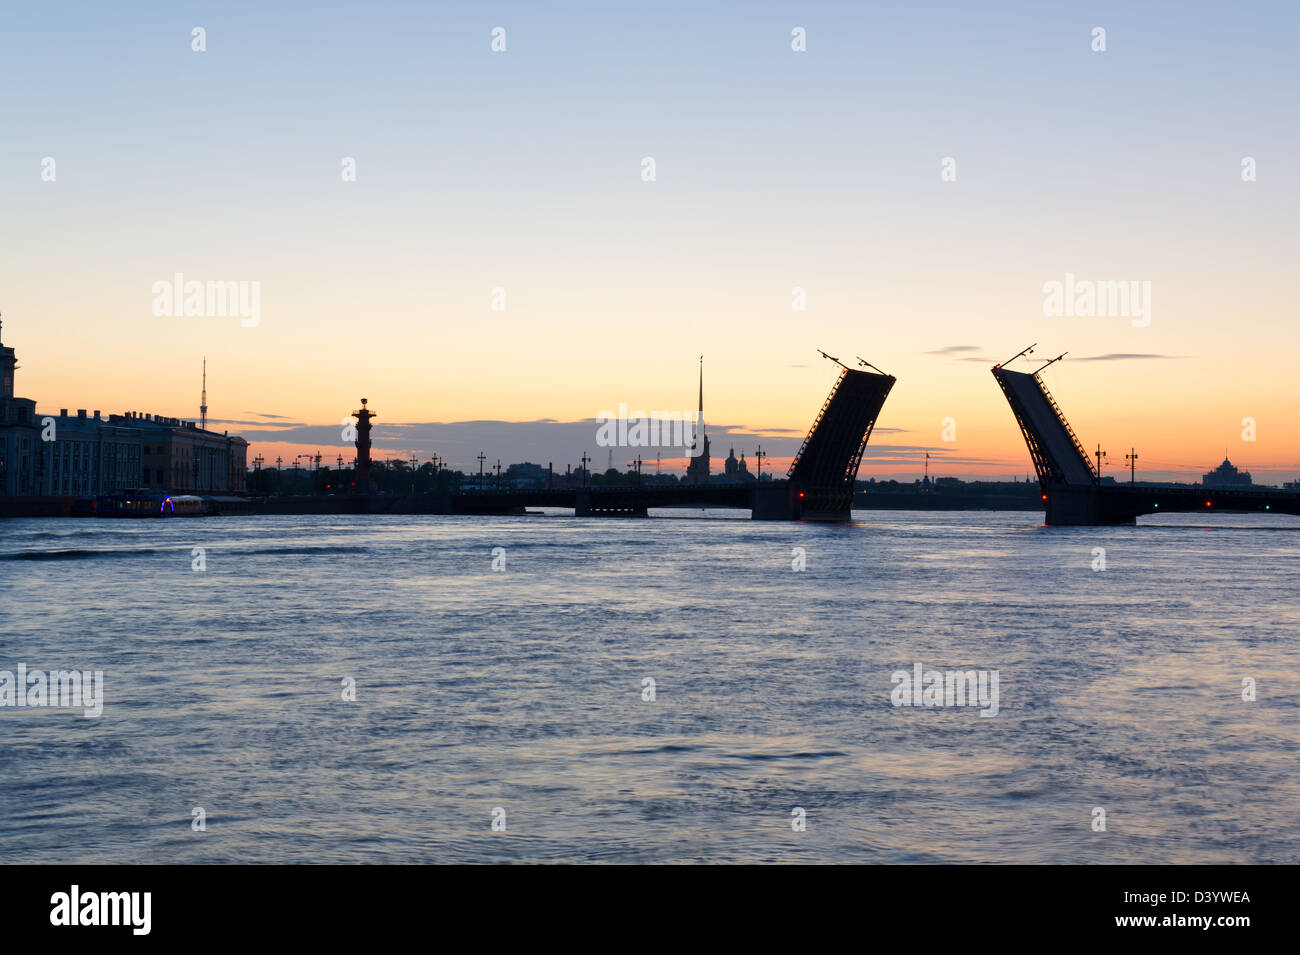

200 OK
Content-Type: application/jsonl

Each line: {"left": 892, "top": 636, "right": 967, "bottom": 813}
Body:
{"left": 9, "top": 314, "right": 1300, "bottom": 483}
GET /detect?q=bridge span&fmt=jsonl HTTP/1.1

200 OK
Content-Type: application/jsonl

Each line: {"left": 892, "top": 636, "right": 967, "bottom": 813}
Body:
{"left": 992, "top": 351, "right": 1300, "bottom": 525}
{"left": 432, "top": 358, "right": 895, "bottom": 521}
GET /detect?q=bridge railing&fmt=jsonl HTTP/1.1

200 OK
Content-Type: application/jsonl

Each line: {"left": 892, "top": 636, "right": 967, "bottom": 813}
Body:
{"left": 788, "top": 368, "right": 844, "bottom": 478}
{"left": 1034, "top": 373, "right": 1096, "bottom": 483}
{"left": 1108, "top": 483, "right": 1300, "bottom": 498}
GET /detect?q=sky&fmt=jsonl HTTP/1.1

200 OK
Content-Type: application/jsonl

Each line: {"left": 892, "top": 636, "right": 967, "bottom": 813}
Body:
{"left": 2, "top": 1, "right": 1298, "bottom": 481}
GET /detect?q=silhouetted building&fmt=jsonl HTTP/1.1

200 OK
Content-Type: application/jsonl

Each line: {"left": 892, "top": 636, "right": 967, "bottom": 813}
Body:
{"left": 103, "top": 412, "right": 247, "bottom": 494}
{"left": 0, "top": 316, "right": 40, "bottom": 495}
{"left": 723, "top": 447, "right": 753, "bottom": 482}
{"left": 0, "top": 319, "right": 246, "bottom": 496}
{"left": 505, "top": 462, "right": 548, "bottom": 488}
{"left": 685, "top": 357, "right": 711, "bottom": 485}
{"left": 45, "top": 410, "right": 141, "bottom": 496}
{"left": 1203, "top": 457, "right": 1252, "bottom": 487}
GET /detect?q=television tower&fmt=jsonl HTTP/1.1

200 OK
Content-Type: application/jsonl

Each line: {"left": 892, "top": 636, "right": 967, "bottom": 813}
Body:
{"left": 200, "top": 358, "right": 208, "bottom": 430}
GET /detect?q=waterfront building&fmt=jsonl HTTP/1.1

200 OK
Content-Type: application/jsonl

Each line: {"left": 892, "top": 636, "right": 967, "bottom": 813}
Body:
{"left": 42, "top": 409, "right": 142, "bottom": 497}
{"left": 0, "top": 318, "right": 39, "bottom": 495}
{"left": 102, "top": 412, "right": 248, "bottom": 494}
{"left": 0, "top": 319, "right": 247, "bottom": 497}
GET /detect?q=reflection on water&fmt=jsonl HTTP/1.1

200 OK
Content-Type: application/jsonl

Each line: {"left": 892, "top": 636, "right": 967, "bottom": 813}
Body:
{"left": 0, "top": 510, "right": 1296, "bottom": 863}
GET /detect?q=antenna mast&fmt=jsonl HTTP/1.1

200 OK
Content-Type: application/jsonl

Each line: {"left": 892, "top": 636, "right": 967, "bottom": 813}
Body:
{"left": 200, "top": 358, "right": 208, "bottom": 430}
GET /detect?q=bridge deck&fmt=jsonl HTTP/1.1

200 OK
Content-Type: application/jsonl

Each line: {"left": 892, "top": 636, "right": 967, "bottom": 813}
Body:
{"left": 1039, "top": 481, "right": 1300, "bottom": 524}
{"left": 788, "top": 367, "right": 895, "bottom": 519}
{"left": 994, "top": 360, "right": 1300, "bottom": 524}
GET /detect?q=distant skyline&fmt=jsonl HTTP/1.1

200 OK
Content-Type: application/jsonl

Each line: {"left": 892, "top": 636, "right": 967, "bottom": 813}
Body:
{"left": 3, "top": 2, "right": 1298, "bottom": 481}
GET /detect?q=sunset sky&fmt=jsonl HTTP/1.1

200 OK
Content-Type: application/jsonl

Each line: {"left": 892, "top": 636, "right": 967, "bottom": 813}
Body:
{"left": 3, "top": 1, "right": 1297, "bottom": 481}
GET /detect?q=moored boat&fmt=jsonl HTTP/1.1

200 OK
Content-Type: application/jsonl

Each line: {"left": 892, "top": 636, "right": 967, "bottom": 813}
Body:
{"left": 94, "top": 489, "right": 205, "bottom": 517}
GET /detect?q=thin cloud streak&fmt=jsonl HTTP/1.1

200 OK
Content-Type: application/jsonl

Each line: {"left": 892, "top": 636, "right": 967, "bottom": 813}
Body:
{"left": 1071, "top": 353, "right": 1189, "bottom": 362}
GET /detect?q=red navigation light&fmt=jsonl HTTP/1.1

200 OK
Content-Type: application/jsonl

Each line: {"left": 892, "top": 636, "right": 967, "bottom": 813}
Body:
{"left": 993, "top": 364, "right": 1001, "bottom": 370}
{"left": 1205, "top": 500, "right": 1212, "bottom": 507}
{"left": 1040, "top": 494, "right": 1047, "bottom": 502}
{"left": 798, "top": 491, "right": 805, "bottom": 498}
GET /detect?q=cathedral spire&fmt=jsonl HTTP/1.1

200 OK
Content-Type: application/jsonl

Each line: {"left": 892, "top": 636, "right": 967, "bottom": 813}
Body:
{"left": 686, "top": 355, "right": 711, "bottom": 485}
{"left": 697, "top": 354, "right": 704, "bottom": 431}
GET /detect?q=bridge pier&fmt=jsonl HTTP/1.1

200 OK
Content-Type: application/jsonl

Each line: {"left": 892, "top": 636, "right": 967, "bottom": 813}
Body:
{"left": 1043, "top": 486, "right": 1137, "bottom": 526}
{"left": 751, "top": 483, "right": 796, "bottom": 520}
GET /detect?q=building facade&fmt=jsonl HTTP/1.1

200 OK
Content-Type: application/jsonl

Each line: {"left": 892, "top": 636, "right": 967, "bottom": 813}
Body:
{"left": 101, "top": 412, "right": 248, "bottom": 494}
{"left": 0, "top": 321, "right": 247, "bottom": 498}
{"left": 41, "top": 410, "right": 142, "bottom": 497}
{"left": 0, "top": 323, "right": 40, "bottom": 495}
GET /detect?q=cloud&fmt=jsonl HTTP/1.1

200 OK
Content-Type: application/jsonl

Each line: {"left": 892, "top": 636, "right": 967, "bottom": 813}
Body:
{"left": 925, "top": 345, "right": 983, "bottom": 355}
{"left": 239, "top": 417, "right": 823, "bottom": 473}
{"left": 859, "top": 444, "right": 1008, "bottom": 467}
{"left": 952, "top": 352, "right": 1186, "bottom": 365}
{"left": 1072, "top": 353, "right": 1188, "bottom": 362}
{"left": 206, "top": 417, "right": 306, "bottom": 428}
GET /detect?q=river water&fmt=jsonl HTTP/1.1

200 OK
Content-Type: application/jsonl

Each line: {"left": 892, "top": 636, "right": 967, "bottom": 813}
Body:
{"left": 1, "top": 509, "right": 1297, "bottom": 863}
